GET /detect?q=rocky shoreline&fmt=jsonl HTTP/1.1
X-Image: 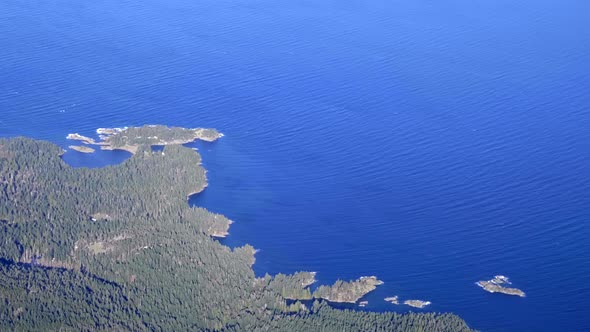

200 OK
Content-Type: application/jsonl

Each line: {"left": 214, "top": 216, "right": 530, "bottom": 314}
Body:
{"left": 67, "top": 125, "right": 223, "bottom": 154}
{"left": 69, "top": 145, "right": 95, "bottom": 153}
{"left": 477, "top": 275, "right": 525, "bottom": 297}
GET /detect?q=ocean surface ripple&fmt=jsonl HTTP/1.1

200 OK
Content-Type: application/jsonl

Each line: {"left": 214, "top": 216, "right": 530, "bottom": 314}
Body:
{"left": 1, "top": 0, "right": 589, "bottom": 331}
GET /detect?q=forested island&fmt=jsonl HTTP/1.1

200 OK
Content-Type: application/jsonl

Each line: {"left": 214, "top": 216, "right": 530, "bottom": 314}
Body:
{"left": 0, "top": 128, "right": 473, "bottom": 331}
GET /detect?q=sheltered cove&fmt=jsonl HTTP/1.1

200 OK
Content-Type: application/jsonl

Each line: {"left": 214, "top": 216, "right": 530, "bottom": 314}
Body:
{"left": 68, "top": 125, "right": 388, "bottom": 303}
{"left": 0, "top": 125, "right": 474, "bottom": 331}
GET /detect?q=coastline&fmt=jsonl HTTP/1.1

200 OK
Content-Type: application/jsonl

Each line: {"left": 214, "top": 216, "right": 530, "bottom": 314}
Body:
{"left": 63, "top": 125, "right": 432, "bottom": 313}
{"left": 67, "top": 125, "right": 223, "bottom": 155}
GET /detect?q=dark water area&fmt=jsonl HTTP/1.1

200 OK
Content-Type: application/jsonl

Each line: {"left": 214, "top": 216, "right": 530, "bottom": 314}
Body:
{"left": 1, "top": 0, "right": 590, "bottom": 331}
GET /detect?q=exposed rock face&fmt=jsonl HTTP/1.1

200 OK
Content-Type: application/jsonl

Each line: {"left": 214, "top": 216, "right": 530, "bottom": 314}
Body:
{"left": 477, "top": 281, "right": 526, "bottom": 297}
{"left": 476, "top": 275, "right": 525, "bottom": 297}
{"left": 476, "top": 275, "right": 526, "bottom": 297}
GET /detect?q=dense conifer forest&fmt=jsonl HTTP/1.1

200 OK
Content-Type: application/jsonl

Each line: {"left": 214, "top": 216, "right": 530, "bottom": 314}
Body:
{"left": 0, "top": 136, "right": 473, "bottom": 331}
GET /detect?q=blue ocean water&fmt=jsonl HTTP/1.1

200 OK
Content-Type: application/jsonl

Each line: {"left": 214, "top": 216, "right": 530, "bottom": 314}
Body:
{"left": 1, "top": 0, "right": 589, "bottom": 330}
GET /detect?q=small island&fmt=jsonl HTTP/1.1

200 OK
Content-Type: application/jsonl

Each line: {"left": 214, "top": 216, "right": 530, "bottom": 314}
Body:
{"left": 313, "top": 276, "right": 384, "bottom": 303}
{"left": 476, "top": 275, "right": 525, "bottom": 297}
{"left": 384, "top": 296, "right": 399, "bottom": 305}
{"left": 67, "top": 125, "right": 223, "bottom": 154}
{"left": 66, "top": 133, "right": 95, "bottom": 145}
{"left": 69, "top": 145, "right": 95, "bottom": 153}
{"left": 404, "top": 300, "right": 432, "bottom": 309}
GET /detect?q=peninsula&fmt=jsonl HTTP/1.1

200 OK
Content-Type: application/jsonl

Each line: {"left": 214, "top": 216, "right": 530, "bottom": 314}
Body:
{"left": 69, "top": 145, "right": 95, "bottom": 153}
{"left": 477, "top": 275, "right": 525, "bottom": 297}
{"left": 313, "top": 276, "right": 384, "bottom": 303}
{"left": 0, "top": 128, "right": 473, "bottom": 331}
{"left": 67, "top": 125, "right": 223, "bottom": 154}
{"left": 267, "top": 273, "right": 386, "bottom": 304}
